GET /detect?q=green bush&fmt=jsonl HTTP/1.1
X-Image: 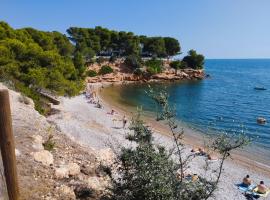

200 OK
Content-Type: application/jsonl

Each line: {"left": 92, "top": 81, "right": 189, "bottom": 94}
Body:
{"left": 43, "top": 133, "right": 55, "bottom": 151}
{"left": 87, "top": 70, "right": 97, "bottom": 77}
{"left": 182, "top": 49, "right": 205, "bottom": 69}
{"left": 124, "top": 54, "right": 142, "bottom": 69}
{"left": 145, "top": 58, "right": 163, "bottom": 75}
{"left": 99, "top": 65, "right": 113, "bottom": 75}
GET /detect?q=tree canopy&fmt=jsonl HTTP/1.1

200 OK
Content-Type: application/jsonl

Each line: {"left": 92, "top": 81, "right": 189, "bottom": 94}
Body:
{"left": 67, "top": 27, "right": 181, "bottom": 58}
{"left": 182, "top": 50, "right": 205, "bottom": 69}
{"left": 0, "top": 21, "right": 83, "bottom": 114}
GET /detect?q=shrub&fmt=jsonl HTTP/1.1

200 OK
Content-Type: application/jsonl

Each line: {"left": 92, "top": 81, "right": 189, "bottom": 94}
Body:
{"left": 182, "top": 49, "right": 205, "bottom": 69}
{"left": 87, "top": 70, "right": 97, "bottom": 77}
{"left": 99, "top": 65, "right": 113, "bottom": 75}
{"left": 43, "top": 133, "right": 55, "bottom": 151}
{"left": 145, "top": 58, "right": 163, "bottom": 75}
{"left": 133, "top": 68, "right": 144, "bottom": 76}
{"left": 124, "top": 54, "right": 141, "bottom": 69}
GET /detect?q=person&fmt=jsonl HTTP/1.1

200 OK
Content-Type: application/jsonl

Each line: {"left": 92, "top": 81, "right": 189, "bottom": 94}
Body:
{"left": 257, "top": 181, "right": 267, "bottom": 194}
{"left": 122, "top": 115, "right": 127, "bottom": 129}
{"left": 199, "top": 147, "right": 206, "bottom": 156}
{"left": 242, "top": 175, "right": 252, "bottom": 186}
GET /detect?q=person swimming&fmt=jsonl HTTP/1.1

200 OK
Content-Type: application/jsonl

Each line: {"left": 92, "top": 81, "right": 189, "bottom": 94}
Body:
{"left": 242, "top": 175, "right": 252, "bottom": 186}
{"left": 257, "top": 181, "right": 267, "bottom": 194}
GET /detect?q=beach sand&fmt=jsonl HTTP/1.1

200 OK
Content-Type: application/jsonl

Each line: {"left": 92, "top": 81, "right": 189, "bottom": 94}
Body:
{"left": 48, "top": 82, "right": 270, "bottom": 200}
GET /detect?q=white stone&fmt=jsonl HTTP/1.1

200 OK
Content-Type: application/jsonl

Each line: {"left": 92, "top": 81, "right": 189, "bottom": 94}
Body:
{"left": 55, "top": 166, "right": 69, "bottom": 179}
{"left": 87, "top": 176, "right": 102, "bottom": 191}
{"left": 33, "top": 150, "right": 54, "bottom": 166}
{"left": 96, "top": 148, "right": 115, "bottom": 166}
{"left": 32, "top": 135, "right": 44, "bottom": 150}
{"left": 67, "top": 163, "right": 80, "bottom": 176}
{"left": 58, "top": 185, "right": 76, "bottom": 199}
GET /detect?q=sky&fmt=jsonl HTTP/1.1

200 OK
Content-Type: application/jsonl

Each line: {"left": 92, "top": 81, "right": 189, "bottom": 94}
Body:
{"left": 1, "top": 0, "right": 270, "bottom": 59}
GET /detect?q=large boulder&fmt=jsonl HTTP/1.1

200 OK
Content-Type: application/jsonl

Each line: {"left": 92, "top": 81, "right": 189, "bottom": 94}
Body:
{"left": 55, "top": 163, "right": 80, "bottom": 179}
{"left": 33, "top": 150, "right": 54, "bottom": 166}
{"left": 67, "top": 163, "right": 80, "bottom": 176}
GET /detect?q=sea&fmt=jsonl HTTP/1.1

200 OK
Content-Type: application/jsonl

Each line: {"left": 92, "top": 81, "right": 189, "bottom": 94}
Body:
{"left": 101, "top": 59, "right": 270, "bottom": 165}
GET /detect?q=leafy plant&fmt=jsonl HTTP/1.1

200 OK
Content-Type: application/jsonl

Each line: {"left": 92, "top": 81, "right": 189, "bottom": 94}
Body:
{"left": 99, "top": 65, "right": 113, "bottom": 75}
{"left": 43, "top": 130, "right": 55, "bottom": 151}
{"left": 124, "top": 54, "right": 142, "bottom": 69}
{"left": 145, "top": 58, "right": 163, "bottom": 75}
{"left": 87, "top": 70, "right": 97, "bottom": 77}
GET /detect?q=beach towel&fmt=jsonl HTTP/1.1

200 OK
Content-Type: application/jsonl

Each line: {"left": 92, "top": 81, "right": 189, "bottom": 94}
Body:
{"left": 236, "top": 183, "right": 256, "bottom": 192}
{"left": 252, "top": 187, "right": 270, "bottom": 198}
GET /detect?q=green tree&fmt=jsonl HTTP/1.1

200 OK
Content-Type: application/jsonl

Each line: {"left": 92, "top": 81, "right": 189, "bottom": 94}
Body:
{"left": 73, "top": 52, "right": 85, "bottom": 76}
{"left": 143, "top": 37, "right": 166, "bottom": 57}
{"left": 164, "top": 37, "right": 181, "bottom": 57}
{"left": 182, "top": 50, "right": 205, "bottom": 69}
{"left": 99, "top": 65, "right": 113, "bottom": 75}
{"left": 124, "top": 54, "right": 142, "bottom": 70}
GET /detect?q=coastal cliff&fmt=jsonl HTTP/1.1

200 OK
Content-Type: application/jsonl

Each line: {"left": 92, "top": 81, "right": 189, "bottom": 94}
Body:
{"left": 86, "top": 59, "right": 205, "bottom": 84}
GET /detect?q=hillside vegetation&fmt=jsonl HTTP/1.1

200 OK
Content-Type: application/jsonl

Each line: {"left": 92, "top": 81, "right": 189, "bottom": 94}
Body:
{"left": 0, "top": 21, "right": 204, "bottom": 114}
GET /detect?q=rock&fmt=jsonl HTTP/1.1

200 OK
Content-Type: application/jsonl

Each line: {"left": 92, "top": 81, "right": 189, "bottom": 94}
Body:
{"left": 81, "top": 164, "right": 96, "bottom": 176}
{"left": 55, "top": 166, "right": 69, "bottom": 179}
{"left": 33, "top": 150, "right": 54, "bottom": 166}
{"left": 32, "top": 135, "right": 44, "bottom": 150}
{"left": 67, "top": 163, "right": 80, "bottom": 176}
{"left": 86, "top": 176, "right": 102, "bottom": 191}
{"left": 86, "top": 176, "right": 110, "bottom": 192}
{"left": 58, "top": 185, "right": 76, "bottom": 199}
{"left": 96, "top": 148, "right": 115, "bottom": 166}
{"left": 55, "top": 163, "right": 80, "bottom": 178}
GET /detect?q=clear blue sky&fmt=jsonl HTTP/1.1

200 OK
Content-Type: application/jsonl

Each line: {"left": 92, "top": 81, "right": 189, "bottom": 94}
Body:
{"left": 1, "top": 0, "right": 270, "bottom": 58}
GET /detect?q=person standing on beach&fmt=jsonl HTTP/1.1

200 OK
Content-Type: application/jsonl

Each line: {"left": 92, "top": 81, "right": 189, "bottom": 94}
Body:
{"left": 122, "top": 115, "right": 127, "bottom": 129}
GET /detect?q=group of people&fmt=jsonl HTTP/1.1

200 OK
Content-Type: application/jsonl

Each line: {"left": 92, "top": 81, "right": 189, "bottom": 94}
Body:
{"left": 242, "top": 175, "right": 268, "bottom": 194}
{"left": 191, "top": 147, "right": 218, "bottom": 161}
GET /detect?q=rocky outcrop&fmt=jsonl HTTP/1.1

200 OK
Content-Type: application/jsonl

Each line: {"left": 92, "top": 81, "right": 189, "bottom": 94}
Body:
{"left": 86, "top": 61, "right": 205, "bottom": 84}
{"left": 33, "top": 150, "right": 54, "bottom": 166}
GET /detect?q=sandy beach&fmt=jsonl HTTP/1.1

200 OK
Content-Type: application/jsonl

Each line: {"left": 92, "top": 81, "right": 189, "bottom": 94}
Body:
{"left": 46, "top": 82, "right": 270, "bottom": 200}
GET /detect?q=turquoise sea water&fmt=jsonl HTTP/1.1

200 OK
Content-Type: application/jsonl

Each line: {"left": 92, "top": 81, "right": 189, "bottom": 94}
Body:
{"left": 107, "top": 59, "right": 270, "bottom": 158}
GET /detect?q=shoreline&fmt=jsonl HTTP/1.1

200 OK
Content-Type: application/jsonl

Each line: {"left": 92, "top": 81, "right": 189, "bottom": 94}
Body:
{"left": 47, "top": 82, "right": 270, "bottom": 200}
{"left": 97, "top": 82, "right": 270, "bottom": 177}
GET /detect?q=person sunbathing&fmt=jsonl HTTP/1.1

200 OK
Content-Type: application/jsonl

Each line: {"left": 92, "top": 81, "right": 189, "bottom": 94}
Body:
{"left": 199, "top": 148, "right": 206, "bottom": 155}
{"left": 242, "top": 175, "right": 252, "bottom": 186}
{"left": 257, "top": 181, "right": 267, "bottom": 194}
{"left": 207, "top": 154, "right": 218, "bottom": 161}
{"left": 191, "top": 147, "right": 199, "bottom": 153}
